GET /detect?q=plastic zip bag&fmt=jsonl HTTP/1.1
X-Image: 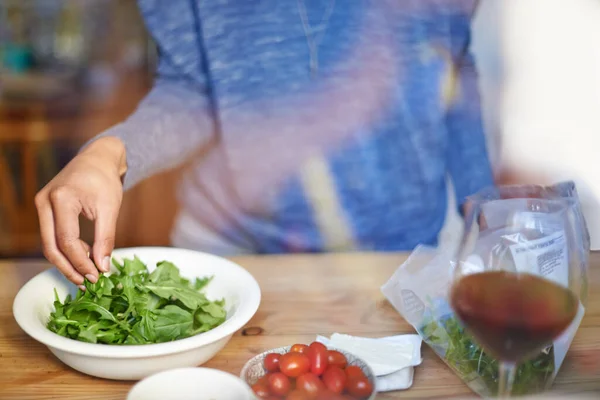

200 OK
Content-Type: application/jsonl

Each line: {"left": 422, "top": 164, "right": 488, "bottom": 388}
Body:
{"left": 381, "top": 181, "right": 590, "bottom": 397}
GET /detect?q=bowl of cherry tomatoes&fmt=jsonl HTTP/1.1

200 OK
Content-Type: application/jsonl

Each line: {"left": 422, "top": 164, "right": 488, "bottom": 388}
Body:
{"left": 240, "top": 342, "right": 376, "bottom": 400}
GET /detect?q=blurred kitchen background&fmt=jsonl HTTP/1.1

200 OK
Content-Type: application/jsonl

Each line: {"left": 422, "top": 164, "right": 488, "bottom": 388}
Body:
{"left": 0, "top": 0, "right": 171, "bottom": 257}
{"left": 1, "top": 0, "right": 599, "bottom": 258}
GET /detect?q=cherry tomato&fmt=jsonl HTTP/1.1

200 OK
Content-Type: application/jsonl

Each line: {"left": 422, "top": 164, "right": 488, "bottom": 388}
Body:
{"left": 322, "top": 366, "right": 346, "bottom": 394}
{"left": 256, "top": 373, "right": 272, "bottom": 387}
{"left": 344, "top": 365, "right": 366, "bottom": 380}
{"left": 268, "top": 372, "right": 291, "bottom": 396}
{"left": 279, "top": 352, "right": 311, "bottom": 378}
{"left": 296, "top": 372, "right": 325, "bottom": 397}
{"left": 251, "top": 382, "right": 271, "bottom": 398}
{"left": 327, "top": 350, "right": 348, "bottom": 369}
{"left": 316, "top": 389, "right": 346, "bottom": 400}
{"left": 264, "top": 353, "right": 281, "bottom": 372}
{"left": 291, "top": 343, "right": 310, "bottom": 354}
{"left": 346, "top": 376, "right": 373, "bottom": 399}
{"left": 307, "top": 342, "right": 329, "bottom": 376}
{"left": 286, "top": 390, "right": 310, "bottom": 400}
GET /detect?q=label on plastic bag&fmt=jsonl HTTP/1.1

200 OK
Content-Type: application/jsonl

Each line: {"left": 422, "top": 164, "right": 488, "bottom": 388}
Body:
{"left": 507, "top": 228, "right": 579, "bottom": 374}
{"left": 380, "top": 246, "right": 451, "bottom": 326}
{"left": 399, "top": 290, "right": 426, "bottom": 325}
{"left": 508, "top": 230, "right": 569, "bottom": 286}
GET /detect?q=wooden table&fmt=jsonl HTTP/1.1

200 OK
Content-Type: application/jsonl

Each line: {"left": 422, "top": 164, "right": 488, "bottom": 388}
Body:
{"left": 1, "top": 253, "right": 600, "bottom": 399}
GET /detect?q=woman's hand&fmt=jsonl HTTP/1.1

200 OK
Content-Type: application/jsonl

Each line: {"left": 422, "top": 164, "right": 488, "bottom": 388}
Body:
{"left": 34, "top": 137, "right": 127, "bottom": 287}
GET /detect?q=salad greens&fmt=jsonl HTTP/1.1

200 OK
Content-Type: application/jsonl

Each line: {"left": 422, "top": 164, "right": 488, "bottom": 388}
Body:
{"left": 421, "top": 317, "right": 554, "bottom": 396}
{"left": 47, "top": 256, "right": 226, "bottom": 345}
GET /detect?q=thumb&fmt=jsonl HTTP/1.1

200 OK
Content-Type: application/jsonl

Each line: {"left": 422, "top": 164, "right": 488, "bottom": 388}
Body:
{"left": 92, "top": 206, "right": 118, "bottom": 273}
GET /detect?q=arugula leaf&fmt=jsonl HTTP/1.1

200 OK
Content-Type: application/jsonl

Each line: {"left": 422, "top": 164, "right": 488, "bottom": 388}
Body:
{"left": 123, "top": 256, "right": 148, "bottom": 276}
{"left": 46, "top": 256, "right": 226, "bottom": 345}
{"left": 67, "top": 300, "right": 117, "bottom": 322}
{"left": 131, "top": 310, "right": 156, "bottom": 343}
{"left": 112, "top": 258, "right": 124, "bottom": 273}
{"left": 152, "top": 305, "right": 194, "bottom": 342}
{"left": 84, "top": 275, "right": 115, "bottom": 298}
{"left": 78, "top": 328, "right": 98, "bottom": 344}
{"left": 194, "top": 276, "right": 213, "bottom": 290}
{"left": 201, "top": 302, "right": 226, "bottom": 319}
{"left": 145, "top": 284, "right": 209, "bottom": 310}
{"left": 150, "top": 261, "right": 182, "bottom": 283}
{"left": 421, "top": 316, "right": 554, "bottom": 396}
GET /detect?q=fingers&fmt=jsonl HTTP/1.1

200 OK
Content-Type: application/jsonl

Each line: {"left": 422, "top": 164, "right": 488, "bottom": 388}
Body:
{"left": 92, "top": 204, "right": 118, "bottom": 274}
{"left": 34, "top": 147, "right": 123, "bottom": 287}
{"left": 81, "top": 241, "right": 92, "bottom": 257}
{"left": 35, "top": 192, "right": 84, "bottom": 286}
{"left": 50, "top": 188, "right": 100, "bottom": 283}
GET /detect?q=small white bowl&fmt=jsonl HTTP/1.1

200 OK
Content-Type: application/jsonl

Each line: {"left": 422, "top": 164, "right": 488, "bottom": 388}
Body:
{"left": 13, "top": 247, "right": 261, "bottom": 380}
{"left": 127, "top": 368, "right": 256, "bottom": 400}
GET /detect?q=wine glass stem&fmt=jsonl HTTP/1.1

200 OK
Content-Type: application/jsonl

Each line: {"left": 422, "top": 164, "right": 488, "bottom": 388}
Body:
{"left": 498, "top": 361, "right": 517, "bottom": 398}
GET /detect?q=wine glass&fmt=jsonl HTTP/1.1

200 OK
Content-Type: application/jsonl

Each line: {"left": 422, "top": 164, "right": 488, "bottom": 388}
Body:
{"left": 450, "top": 185, "right": 587, "bottom": 398}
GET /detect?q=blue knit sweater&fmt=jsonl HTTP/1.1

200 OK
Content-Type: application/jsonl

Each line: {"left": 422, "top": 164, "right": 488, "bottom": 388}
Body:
{"left": 96, "top": 0, "right": 493, "bottom": 254}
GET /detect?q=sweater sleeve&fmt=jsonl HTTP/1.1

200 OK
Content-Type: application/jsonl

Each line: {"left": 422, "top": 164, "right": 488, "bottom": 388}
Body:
{"left": 445, "top": 2, "right": 494, "bottom": 209}
{"left": 90, "top": 72, "right": 215, "bottom": 190}
{"left": 82, "top": 0, "right": 216, "bottom": 190}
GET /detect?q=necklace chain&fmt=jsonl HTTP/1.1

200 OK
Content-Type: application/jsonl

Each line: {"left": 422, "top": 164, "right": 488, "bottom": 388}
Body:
{"left": 297, "top": 0, "right": 336, "bottom": 77}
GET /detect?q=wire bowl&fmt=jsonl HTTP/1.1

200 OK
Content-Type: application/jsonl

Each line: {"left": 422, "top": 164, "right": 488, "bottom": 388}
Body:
{"left": 240, "top": 345, "right": 378, "bottom": 400}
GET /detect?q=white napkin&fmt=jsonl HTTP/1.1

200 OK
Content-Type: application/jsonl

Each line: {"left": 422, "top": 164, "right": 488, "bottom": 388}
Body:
{"left": 316, "top": 333, "right": 422, "bottom": 392}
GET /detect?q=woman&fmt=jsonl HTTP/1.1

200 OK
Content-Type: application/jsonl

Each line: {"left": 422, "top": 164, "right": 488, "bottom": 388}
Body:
{"left": 35, "top": 0, "right": 493, "bottom": 287}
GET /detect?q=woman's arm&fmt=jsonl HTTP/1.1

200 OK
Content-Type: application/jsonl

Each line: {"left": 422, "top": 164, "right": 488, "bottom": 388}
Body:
{"left": 84, "top": 0, "right": 216, "bottom": 190}
{"left": 36, "top": 0, "right": 215, "bottom": 285}
{"left": 89, "top": 71, "right": 216, "bottom": 190}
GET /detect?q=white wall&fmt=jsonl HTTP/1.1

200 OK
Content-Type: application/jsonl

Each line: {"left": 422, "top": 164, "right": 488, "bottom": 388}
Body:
{"left": 472, "top": 0, "right": 504, "bottom": 169}
{"left": 473, "top": 0, "right": 600, "bottom": 249}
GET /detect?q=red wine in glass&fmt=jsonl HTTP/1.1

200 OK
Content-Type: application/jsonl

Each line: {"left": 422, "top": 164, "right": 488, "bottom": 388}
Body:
{"left": 451, "top": 271, "right": 579, "bottom": 395}
{"left": 451, "top": 271, "right": 578, "bottom": 361}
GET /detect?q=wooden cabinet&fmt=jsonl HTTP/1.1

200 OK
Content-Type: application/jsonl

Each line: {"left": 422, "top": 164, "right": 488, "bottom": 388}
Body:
{"left": 115, "top": 168, "right": 182, "bottom": 248}
{"left": 0, "top": 70, "right": 181, "bottom": 256}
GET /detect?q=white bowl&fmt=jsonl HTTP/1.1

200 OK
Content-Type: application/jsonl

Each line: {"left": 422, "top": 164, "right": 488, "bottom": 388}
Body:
{"left": 13, "top": 247, "right": 261, "bottom": 380}
{"left": 127, "top": 368, "right": 256, "bottom": 400}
